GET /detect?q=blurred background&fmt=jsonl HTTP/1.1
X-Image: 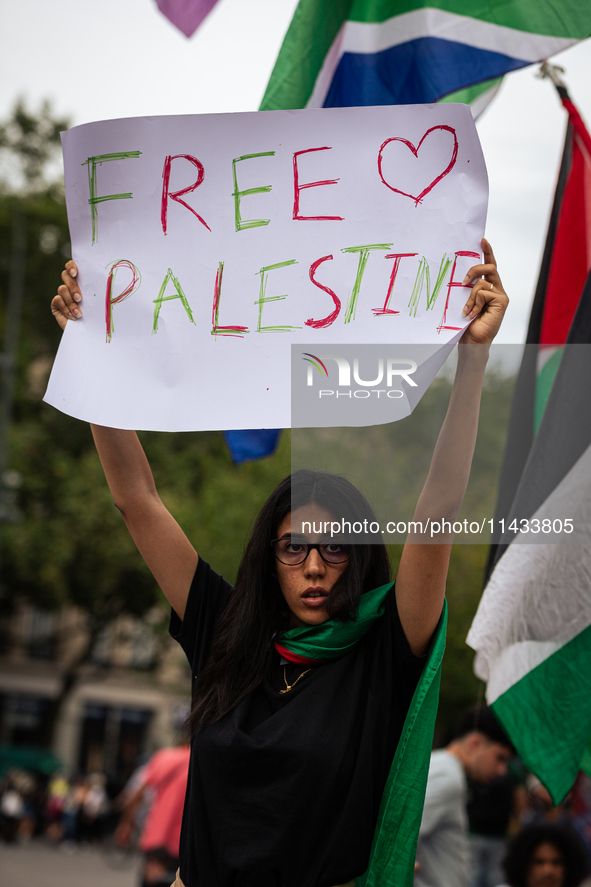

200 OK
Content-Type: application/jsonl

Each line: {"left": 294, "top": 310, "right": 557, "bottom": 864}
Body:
{"left": 1, "top": 1, "right": 591, "bottom": 883}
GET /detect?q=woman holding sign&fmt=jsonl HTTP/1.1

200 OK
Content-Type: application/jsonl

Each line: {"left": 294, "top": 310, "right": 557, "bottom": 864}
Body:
{"left": 52, "top": 240, "right": 507, "bottom": 887}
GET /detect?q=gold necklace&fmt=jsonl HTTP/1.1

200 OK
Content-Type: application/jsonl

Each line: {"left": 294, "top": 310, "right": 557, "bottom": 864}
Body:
{"left": 279, "top": 664, "right": 311, "bottom": 694}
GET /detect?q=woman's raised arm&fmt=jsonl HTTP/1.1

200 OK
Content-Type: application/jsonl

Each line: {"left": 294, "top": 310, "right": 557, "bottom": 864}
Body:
{"left": 395, "top": 239, "right": 508, "bottom": 656}
{"left": 52, "top": 262, "right": 198, "bottom": 620}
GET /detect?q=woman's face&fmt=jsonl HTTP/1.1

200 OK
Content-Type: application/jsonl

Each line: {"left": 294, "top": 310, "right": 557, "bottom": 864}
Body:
{"left": 274, "top": 504, "right": 349, "bottom": 628}
{"left": 526, "top": 842, "right": 565, "bottom": 887}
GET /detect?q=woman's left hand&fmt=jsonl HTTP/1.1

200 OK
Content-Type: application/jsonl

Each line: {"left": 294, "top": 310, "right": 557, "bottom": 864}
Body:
{"left": 459, "top": 238, "right": 509, "bottom": 345}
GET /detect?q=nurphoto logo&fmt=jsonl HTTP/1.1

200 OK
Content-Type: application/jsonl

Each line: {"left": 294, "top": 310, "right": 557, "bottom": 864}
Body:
{"left": 302, "top": 352, "right": 418, "bottom": 399}
{"left": 291, "top": 342, "right": 450, "bottom": 428}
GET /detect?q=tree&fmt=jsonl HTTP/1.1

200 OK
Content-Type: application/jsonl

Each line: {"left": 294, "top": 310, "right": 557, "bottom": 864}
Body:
{"left": 0, "top": 98, "right": 69, "bottom": 193}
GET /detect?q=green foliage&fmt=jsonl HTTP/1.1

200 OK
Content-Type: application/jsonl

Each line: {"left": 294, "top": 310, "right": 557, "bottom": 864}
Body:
{"left": 0, "top": 194, "right": 71, "bottom": 368}
{"left": 0, "top": 99, "right": 69, "bottom": 192}
{"left": 3, "top": 418, "right": 291, "bottom": 619}
{"left": 150, "top": 430, "right": 291, "bottom": 582}
{"left": 437, "top": 544, "right": 489, "bottom": 740}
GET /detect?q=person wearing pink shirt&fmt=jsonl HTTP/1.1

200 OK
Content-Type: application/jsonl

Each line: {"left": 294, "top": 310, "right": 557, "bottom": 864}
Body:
{"left": 117, "top": 744, "right": 190, "bottom": 886}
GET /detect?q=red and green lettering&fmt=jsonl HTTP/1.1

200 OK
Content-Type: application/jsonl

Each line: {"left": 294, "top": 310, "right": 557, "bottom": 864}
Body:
{"left": 255, "top": 260, "right": 301, "bottom": 333}
{"left": 232, "top": 152, "right": 275, "bottom": 232}
{"left": 408, "top": 254, "right": 453, "bottom": 317}
{"left": 438, "top": 251, "right": 479, "bottom": 332}
{"left": 83, "top": 151, "right": 141, "bottom": 245}
{"left": 293, "top": 147, "right": 343, "bottom": 221}
{"left": 161, "top": 154, "right": 211, "bottom": 234}
{"left": 152, "top": 268, "right": 196, "bottom": 333}
{"left": 372, "top": 253, "right": 418, "bottom": 316}
{"left": 305, "top": 255, "right": 341, "bottom": 328}
{"left": 341, "top": 243, "right": 393, "bottom": 324}
{"left": 105, "top": 259, "right": 141, "bottom": 343}
{"left": 211, "top": 261, "right": 249, "bottom": 338}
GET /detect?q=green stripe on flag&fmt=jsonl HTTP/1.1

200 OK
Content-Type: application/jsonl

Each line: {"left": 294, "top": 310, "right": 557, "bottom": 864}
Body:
{"left": 492, "top": 621, "right": 591, "bottom": 805}
{"left": 534, "top": 348, "right": 563, "bottom": 434}
{"left": 260, "top": 0, "right": 352, "bottom": 111}
{"left": 261, "top": 0, "right": 591, "bottom": 112}
{"left": 581, "top": 733, "right": 591, "bottom": 780}
{"left": 438, "top": 77, "right": 502, "bottom": 107}
{"left": 347, "top": 0, "right": 591, "bottom": 36}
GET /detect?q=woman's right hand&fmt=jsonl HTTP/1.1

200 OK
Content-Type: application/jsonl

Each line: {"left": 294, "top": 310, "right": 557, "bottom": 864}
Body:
{"left": 51, "top": 260, "right": 82, "bottom": 330}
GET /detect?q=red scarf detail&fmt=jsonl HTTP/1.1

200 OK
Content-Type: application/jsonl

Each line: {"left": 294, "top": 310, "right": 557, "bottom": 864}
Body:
{"left": 274, "top": 641, "right": 322, "bottom": 666}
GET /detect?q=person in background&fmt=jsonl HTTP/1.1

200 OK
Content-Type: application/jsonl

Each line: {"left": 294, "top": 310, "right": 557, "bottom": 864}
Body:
{"left": 524, "top": 776, "right": 572, "bottom": 828}
{"left": 113, "top": 757, "right": 153, "bottom": 841}
{"left": 468, "top": 765, "right": 529, "bottom": 887}
{"left": 16, "top": 771, "right": 38, "bottom": 842}
{"left": 0, "top": 773, "right": 25, "bottom": 843}
{"left": 45, "top": 772, "right": 69, "bottom": 842}
{"left": 116, "top": 742, "right": 190, "bottom": 887}
{"left": 415, "top": 706, "right": 515, "bottom": 887}
{"left": 498, "top": 823, "right": 589, "bottom": 887}
{"left": 570, "top": 772, "right": 591, "bottom": 866}
{"left": 61, "top": 775, "right": 87, "bottom": 845}
{"left": 80, "top": 771, "right": 109, "bottom": 843}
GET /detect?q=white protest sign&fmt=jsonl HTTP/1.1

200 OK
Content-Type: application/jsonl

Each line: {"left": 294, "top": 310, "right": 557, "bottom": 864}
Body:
{"left": 45, "top": 104, "right": 487, "bottom": 431}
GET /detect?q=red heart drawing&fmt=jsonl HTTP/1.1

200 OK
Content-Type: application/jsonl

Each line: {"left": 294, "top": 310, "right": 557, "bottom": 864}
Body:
{"left": 377, "top": 125, "right": 459, "bottom": 206}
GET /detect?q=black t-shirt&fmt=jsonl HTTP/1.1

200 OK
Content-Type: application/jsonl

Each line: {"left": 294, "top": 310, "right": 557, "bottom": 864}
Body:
{"left": 170, "top": 557, "right": 426, "bottom": 887}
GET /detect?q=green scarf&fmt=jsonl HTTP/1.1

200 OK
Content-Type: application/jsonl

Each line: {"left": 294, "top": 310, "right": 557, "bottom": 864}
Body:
{"left": 277, "top": 584, "right": 447, "bottom": 887}
{"left": 276, "top": 581, "right": 392, "bottom": 662}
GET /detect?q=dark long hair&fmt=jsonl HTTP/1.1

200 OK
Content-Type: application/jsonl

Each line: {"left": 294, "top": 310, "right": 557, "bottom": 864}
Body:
{"left": 188, "top": 469, "right": 391, "bottom": 735}
{"left": 503, "top": 824, "right": 589, "bottom": 887}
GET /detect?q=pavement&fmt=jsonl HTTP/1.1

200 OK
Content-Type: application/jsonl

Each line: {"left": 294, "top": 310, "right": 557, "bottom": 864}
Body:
{"left": 0, "top": 838, "right": 142, "bottom": 887}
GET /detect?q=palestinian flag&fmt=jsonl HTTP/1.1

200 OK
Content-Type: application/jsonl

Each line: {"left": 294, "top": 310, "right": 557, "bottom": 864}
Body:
{"left": 485, "top": 84, "right": 591, "bottom": 558}
{"left": 261, "top": 0, "right": 591, "bottom": 116}
{"left": 467, "top": 87, "right": 591, "bottom": 804}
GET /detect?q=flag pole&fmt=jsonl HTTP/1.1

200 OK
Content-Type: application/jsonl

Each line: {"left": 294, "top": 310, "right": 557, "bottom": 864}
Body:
{"left": 536, "top": 60, "right": 567, "bottom": 90}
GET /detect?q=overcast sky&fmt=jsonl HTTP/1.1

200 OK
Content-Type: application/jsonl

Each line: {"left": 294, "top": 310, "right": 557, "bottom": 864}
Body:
{"left": 3, "top": 0, "right": 591, "bottom": 343}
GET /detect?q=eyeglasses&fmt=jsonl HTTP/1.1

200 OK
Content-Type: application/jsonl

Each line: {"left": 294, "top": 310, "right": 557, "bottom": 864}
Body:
{"left": 271, "top": 538, "right": 352, "bottom": 566}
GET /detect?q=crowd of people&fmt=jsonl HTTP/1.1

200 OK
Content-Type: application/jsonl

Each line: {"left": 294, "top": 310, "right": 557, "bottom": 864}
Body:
{"left": 0, "top": 767, "right": 111, "bottom": 846}
{"left": 415, "top": 707, "right": 591, "bottom": 887}
{"left": 2, "top": 723, "right": 591, "bottom": 887}
{"left": 0, "top": 741, "right": 190, "bottom": 886}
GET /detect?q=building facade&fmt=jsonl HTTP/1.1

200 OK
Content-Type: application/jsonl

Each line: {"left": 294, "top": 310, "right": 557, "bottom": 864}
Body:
{"left": 0, "top": 600, "right": 190, "bottom": 789}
